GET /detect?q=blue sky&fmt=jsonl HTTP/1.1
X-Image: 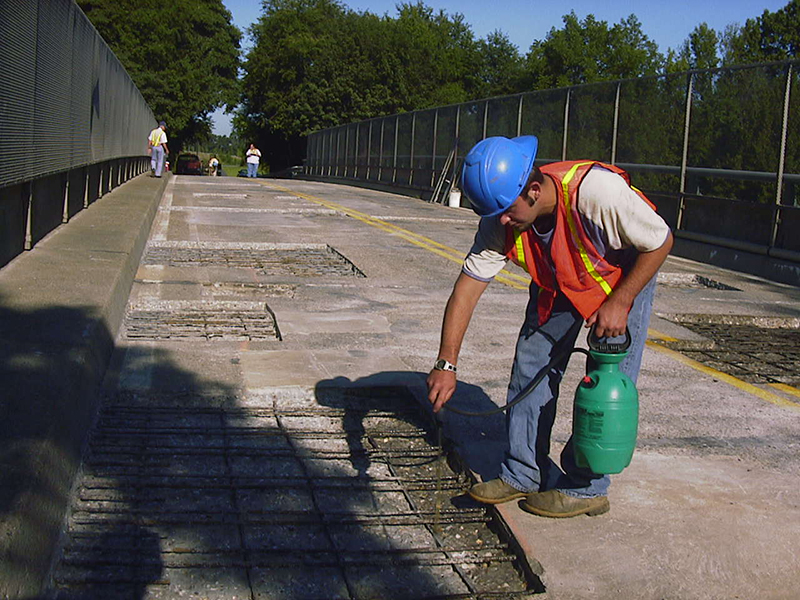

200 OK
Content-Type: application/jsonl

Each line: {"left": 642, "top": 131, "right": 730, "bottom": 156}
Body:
{"left": 212, "top": 0, "right": 788, "bottom": 135}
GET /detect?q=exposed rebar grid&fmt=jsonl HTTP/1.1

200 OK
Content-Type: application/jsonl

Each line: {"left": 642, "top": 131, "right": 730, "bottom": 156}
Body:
{"left": 53, "top": 388, "right": 540, "bottom": 598}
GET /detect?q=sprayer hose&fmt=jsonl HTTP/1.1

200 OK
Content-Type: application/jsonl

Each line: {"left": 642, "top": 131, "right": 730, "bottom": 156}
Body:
{"left": 442, "top": 320, "right": 590, "bottom": 418}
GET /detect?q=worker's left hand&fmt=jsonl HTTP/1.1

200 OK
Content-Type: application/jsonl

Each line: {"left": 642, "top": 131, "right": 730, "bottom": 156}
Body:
{"left": 587, "top": 295, "right": 630, "bottom": 338}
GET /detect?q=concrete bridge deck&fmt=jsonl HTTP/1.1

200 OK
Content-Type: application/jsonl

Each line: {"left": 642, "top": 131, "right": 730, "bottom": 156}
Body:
{"left": 1, "top": 173, "right": 799, "bottom": 598}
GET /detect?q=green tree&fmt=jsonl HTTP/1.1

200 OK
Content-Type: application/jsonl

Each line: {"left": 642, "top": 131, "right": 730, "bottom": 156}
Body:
{"left": 523, "top": 12, "right": 662, "bottom": 89}
{"left": 723, "top": 0, "right": 800, "bottom": 64}
{"left": 476, "top": 31, "right": 525, "bottom": 98}
{"left": 238, "top": 0, "right": 485, "bottom": 168}
{"left": 77, "top": 0, "right": 241, "bottom": 153}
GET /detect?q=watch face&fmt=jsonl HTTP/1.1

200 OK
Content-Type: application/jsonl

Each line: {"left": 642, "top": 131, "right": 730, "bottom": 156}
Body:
{"left": 435, "top": 359, "right": 455, "bottom": 372}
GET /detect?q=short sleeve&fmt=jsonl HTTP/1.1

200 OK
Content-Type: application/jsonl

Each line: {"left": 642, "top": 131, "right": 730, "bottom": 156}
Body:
{"left": 462, "top": 217, "right": 508, "bottom": 281}
{"left": 579, "top": 168, "right": 671, "bottom": 252}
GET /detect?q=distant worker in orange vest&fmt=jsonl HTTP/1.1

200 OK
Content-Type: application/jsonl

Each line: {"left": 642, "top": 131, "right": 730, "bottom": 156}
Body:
{"left": 148, "top": 121, "right": 169, "bottom": 178}
{"left": 427, "top": 136, "right": 673, "bottom": 518}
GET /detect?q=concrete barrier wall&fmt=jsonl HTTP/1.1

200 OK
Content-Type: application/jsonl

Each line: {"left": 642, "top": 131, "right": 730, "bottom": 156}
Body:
{"left": 0, "top": 183, "right": 28, "bottom": 268}
{"left": 0, "top": 172, "right": 168, "bottom": 598}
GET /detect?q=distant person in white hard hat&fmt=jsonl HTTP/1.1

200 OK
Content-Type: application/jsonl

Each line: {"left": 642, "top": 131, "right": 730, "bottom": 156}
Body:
{"left": 147, "top": 121, "right": 169, "bottom": 178}
{"left": 427, "top": 136, "right": 673, "bottom": 518}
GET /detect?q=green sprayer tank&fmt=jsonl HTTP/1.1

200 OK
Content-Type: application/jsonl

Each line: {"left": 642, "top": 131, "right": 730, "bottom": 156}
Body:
{"left": 572, "top": 330, "right": 639, "bottom": 475}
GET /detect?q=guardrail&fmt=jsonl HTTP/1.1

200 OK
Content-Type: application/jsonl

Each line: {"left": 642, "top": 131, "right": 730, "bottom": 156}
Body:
{"left": 0, "top": 0, "right": 156, "bottom": 268}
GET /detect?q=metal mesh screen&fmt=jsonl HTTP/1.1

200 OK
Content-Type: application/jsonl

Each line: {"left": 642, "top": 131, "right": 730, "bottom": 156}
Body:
{"left": 0, "top": 0, "right": 155, "bottom": 189}
{"left": 305, "top": 60, "right": 800, "bottom": 258}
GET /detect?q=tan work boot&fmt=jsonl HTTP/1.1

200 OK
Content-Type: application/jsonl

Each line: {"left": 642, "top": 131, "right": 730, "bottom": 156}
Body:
{"left": 520, "top": 489, "right": 610, "bottom": 518}
{"left": 468, "top": 479, "right": 526, "bottom": 504}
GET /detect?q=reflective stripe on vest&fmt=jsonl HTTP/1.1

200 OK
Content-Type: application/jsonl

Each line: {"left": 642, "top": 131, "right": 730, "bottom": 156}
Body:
{"left": 150, "top": 129, "right": 164, "bottom": 146}
{"left": 513, "top": 230, "right": 527, "bottom": 272}
{"left": 503, "top": 160, "right": 656, "bottom": 321}
{"left": 561, "top": 162, "right": 613, "bottom": 296}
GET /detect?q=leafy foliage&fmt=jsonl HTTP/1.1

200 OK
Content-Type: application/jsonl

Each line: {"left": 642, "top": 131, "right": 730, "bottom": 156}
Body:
{"left": 723, "top": 0, "right": 800, "bottom": 64}
{"left": 523, "top": 13, "right": 662, "bottom": 89}
{"left": 77, "top": 0, "right": 241, "bottom": 153}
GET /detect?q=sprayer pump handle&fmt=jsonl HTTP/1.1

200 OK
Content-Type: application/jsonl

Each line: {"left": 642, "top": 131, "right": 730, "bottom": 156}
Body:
{"left": 587, "top": 325, "right": 632, "bottom": 354}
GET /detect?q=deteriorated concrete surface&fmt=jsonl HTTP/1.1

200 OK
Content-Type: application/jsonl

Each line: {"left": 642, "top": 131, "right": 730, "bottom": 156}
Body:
{"left": 3, "top": 173, "right": 800, "bottom": 598}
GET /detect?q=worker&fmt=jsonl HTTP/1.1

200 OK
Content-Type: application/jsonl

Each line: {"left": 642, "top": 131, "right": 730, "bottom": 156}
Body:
{"left": 427, "top": 136, "right": 673, "bottom": 518}
{"left": 148, "top": 121, "right": 169, "bottom": 178}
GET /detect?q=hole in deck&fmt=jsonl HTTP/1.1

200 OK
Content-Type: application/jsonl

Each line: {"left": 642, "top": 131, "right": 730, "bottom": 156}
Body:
{"left": 52, "top": 388, "right": 542, "bottom": 597}
{"left": 124, "top": 301, "right": 281, "bottom": 341}
{"left": 657, "top": 314, "right": 800, "bottom": 385}
{"left": 143, "top": 242, "right": 365, "bottom": 278}
{"left": 657, "top": 273, "right": 741, "bottom": 291}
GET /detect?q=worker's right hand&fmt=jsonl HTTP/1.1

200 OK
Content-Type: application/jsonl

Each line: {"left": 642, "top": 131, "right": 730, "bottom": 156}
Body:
{"left": 427, "top": 369, "right": 457, "bottom": 413}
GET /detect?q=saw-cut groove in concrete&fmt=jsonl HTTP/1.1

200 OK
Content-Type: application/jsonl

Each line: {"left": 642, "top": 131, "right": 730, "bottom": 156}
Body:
{"left": 124, "top": 300, "right": 282, "bottom": 341}
{"left": 143, "top": 242, "right": 366, "bottom": 278}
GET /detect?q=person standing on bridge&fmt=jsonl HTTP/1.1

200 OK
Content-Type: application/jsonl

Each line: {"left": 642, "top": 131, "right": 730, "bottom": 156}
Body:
{"left": 427, "top": 135, "right": 673, "bottom": 518}
{"left": 148, "top": 121, "right": 169, "bottom": 178}
{"left": 246, "top": 143, "right": 261, "bottom": 178}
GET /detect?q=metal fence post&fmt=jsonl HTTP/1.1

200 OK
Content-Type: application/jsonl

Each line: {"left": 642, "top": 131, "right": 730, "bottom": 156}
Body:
{"left": 611, "top": 82, "right": 621, "bottom": 165}
{"left": 431, "top": 109, "right": 439, "bottom": 187}
{"left": 344, "top": 126, "right": 350, "bottom": 178}
{"left": 392, "top": 118, "right": 399, "bottom": 184}
{"left": 62, "top": 173, "right": 70, "bottom": 223}
{"left": 562, "top": 89, "right": 571, "bottom": 161}
{"left": 83, "top": 169, "right": 90, "bottom": 208}
{"left": 378, "top": 119, "right": 385, "bottom": 181}
{"left": 771, "top": 63, "right": 793, "bottom": 248}
{"left": 677, "top": 72, "right": 695, "bottom": 231}
{"left": 516, "top": 95, "right": 524, "bottom": 137}
{"left": 24, "top": 183, "right": 33, "bottom": 250}
{"left": 482, "top": 101, "right": 488, "bottom": 140}
{"left": 335, "top": 128, "right": 341, "bottom": 178}
{"left": 366, "top": 121, "right": 373, "bottom": 180}
{"left": 409, "top": 112, "right": 416, "bottom": 186}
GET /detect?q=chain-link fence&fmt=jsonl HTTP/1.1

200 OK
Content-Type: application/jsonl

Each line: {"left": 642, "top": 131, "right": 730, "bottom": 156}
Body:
{"left": 0, "top": 0, "right": 155, "bottom": 267}
{"left": 305, "top": 60, "right": 800, "bottom": 265}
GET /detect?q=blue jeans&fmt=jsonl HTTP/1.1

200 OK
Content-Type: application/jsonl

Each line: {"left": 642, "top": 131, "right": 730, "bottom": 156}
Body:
{"left": 247, "top": 162, "right": 258, "bottom": 178}
{"left": 499, "top": 275, "right": 656, "bottom": 498}
{"left": 151, "top": 146, "right": 165, "bottom": 177}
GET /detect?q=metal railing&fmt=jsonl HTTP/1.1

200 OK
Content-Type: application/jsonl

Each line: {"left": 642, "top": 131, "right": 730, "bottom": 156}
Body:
{"left": 0, "top": 0, "right": 156, "bottom": 267}
{"left": 305, "top": 60, "right": 800, "bottom": 266}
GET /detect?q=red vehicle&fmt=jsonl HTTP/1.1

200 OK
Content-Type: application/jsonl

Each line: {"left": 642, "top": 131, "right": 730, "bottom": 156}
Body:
{"left": 175, "top": 153, "right": 203, "bottom": 175}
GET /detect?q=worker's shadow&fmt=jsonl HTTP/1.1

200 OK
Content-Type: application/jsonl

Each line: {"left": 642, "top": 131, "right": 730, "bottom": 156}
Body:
{"left": 313, "top": 371, "right": 508, "bottom": 484}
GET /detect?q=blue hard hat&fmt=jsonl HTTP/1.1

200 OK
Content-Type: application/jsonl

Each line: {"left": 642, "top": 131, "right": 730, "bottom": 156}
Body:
{"left": 460, "top": 136, "right": 538, "bottom": 217}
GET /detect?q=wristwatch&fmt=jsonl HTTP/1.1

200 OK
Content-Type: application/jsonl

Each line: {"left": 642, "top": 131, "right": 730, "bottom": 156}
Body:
{"left": 433, "top": 358, "right": 457, "bottom": 373}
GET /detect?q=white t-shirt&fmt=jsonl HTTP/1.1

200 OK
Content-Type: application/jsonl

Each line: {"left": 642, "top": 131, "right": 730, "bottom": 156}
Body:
{"left": 463, "top": 166, "right": 671, "bottom": 282}
{"left": 246, "top": 148, "right": 261, "bottom": 164}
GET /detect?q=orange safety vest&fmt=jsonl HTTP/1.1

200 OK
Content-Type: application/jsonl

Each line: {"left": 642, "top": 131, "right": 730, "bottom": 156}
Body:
{"left": 505, "top": 161, "right": 657, "bottom": 323}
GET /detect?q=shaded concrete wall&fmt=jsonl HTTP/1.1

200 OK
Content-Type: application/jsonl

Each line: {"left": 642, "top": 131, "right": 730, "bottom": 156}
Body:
{"left": 0, "top": 173, "right": 168, "bottom": 598}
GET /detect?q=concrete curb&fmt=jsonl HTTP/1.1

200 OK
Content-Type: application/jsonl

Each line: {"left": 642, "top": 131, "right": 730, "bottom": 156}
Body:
{"left": 0, "top": 174, "right": 168, "bottom": 598}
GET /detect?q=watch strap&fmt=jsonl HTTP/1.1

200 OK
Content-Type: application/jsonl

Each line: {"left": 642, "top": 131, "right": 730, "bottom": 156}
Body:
{"left": 434, "top": 358, "right": 457, "bottom": 373}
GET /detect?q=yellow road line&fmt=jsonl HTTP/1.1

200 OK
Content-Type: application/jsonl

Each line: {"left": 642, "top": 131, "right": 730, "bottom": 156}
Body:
{"left": 265, "top": 183, "right": 530, "bottom": 289}
{"left": 647, "top": 328, "right": 677, "bottom": 342}
{"left": 647, "top": 341, "right": 800, "bottom": 410}
{"left": 265, "top": 182, "right": 799, "bottom": 411}
{"left": 768, "top": 383, "right": 800, "bottom": 400}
